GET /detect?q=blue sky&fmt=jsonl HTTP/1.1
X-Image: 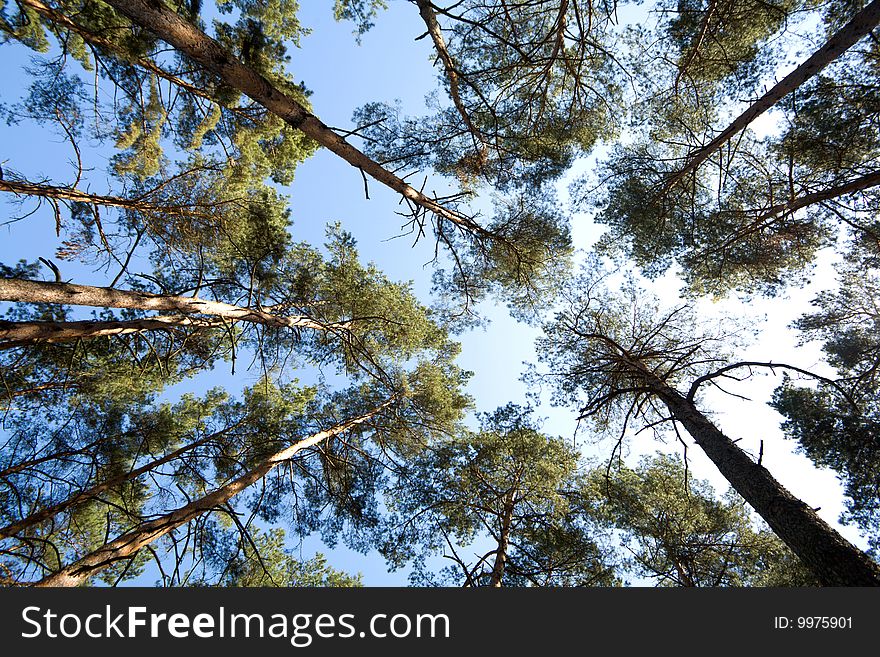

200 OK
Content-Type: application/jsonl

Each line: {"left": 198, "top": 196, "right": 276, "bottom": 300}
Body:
{"left": 0, "top": 1, "right": 868, "bottom": 585}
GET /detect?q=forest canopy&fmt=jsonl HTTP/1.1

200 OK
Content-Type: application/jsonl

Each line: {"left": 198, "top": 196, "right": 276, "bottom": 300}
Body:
{"left": 0, "top": 0, "right": 879, "bottom": 587}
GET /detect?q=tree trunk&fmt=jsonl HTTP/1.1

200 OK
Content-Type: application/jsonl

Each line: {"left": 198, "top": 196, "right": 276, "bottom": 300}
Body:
{"left": 414, "top": 0, "right": 480, "bottom": 140}
{"left": 664, "top": 0, "right": 880, "bottom": 190}
{"left": 489, "top": 491, "right": 516, "bottom": 587}
{"left": 34, "top": 399, "right": 393, "bottom": 587}
{"left": 0, "top": 279, "right": 348, "bottom": 334}
{"left": 0, "top": 422, "right": 242, "bottom": 539}
{"left": 706, "top": 169, "right": 880, "bottom": 256}
{"left": 0, "top": 315, "right": 227, "bottom": 349}
{"left": 645, "top": 373, "right": 880, "bottom": 586}
{"left": 100, "top": 0, "right": 488, "bottom": 239}
{"left": 752, "top": 169, "right": 880, "bottom": 224}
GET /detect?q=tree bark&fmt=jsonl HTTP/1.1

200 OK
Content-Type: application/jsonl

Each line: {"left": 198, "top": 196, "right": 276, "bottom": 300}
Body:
{"left": 640, "top": 369, "right": 880, "bottom": 586}
{"left": 697, "top": 169, "right": 880, "bottom": 260}
{"left": 758, "top": 170, "right": 880, "bottom": 220}
{"left": 34, "top": 399, "right": 393, "bottom": 587}
{"left": 489, "top": 491, "right": 515, "bottom": 587}
{"left": 0, "top": 279, "right": 348, "bottom": 335}
{"left": 664, "top": 0, "right": 880, "bottom": 190}
{"left": 414, "top": 0, "right": 481, "bottom": 140}
{"left": 0, "top": 315, "right": 227, "bottom": 349}
{"left": 99, "top": 0, "right": 489, "bottom": 239}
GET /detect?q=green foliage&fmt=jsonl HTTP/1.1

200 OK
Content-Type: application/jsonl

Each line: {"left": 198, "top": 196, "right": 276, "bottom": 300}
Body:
{"left": 0, "top": 304, "right": 228, "bottom": 414}
{"left": 0, "top": 384, "right": 235, "bottom": 584}
{"left": 349, "top": 0, "right": 621, "bottom": 197}
{"left": 589, "top": 135, "right": 832, "bottom": 297}
{"left": 777, "top": 74, "right": 880, "bottom": 179}
{"left": 204, "top": 527, "right": 363, "bottom": 587}
{"left": 113, "top": 75, "right": 168, "bottom": 179}
{"left": 0, "top": 2, "right": 51, "bottom": 53}
{"left": 333, "top": 0, "right": 387, "bottom": 40}
{"left": 663, "top": 0, "right": 804, "bottom": 87}
{"left": 381, "top": 404, "right": 618, "bottom": 586}
{"left": 577, "top": 0, "right": 880, "bottom": 298}
{"left": 428, "top": 186, "right": 573, "bottom": 321}
{"left": 1, "top": 0, "right": 318, "bottom": 233}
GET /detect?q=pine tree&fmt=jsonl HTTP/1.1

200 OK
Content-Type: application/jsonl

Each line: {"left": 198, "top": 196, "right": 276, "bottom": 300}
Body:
{"left": 533, "top": 262, "right": 880, "bottom": 585}
{"left": 381, "top": 404, "right": 617, "bottom": 587}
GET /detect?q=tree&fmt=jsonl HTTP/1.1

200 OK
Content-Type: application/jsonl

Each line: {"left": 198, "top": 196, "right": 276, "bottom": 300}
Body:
{"left": 92, "top": 0, "right": 493, "bottom": 238}
{"left": 581, "top": 0, "right": 880, "bottom": 296}
{"left": 532, "top": 262, "right": 880, "bottom": 584}
{"left": 3, "top": 344, "right": 470, "bottom": 586}
{"left": 3, "top": 0, "right": 319, "bottom": 192}
{"left": 580, "top": 452, "right": 817, "bottom": 586}
{"left": 32, "top": 394, "right": 392, "bottom": 587}
{"left": 0, "top": 1, "right": 576, "bottom": 315}
{"left": 0, "top": 222, "right": 473, "bottom": 585}
{"left": 381, "top": 404, "right": 618, "bottom": 587}
{"left": 661, "top": 0, "right": 806, "bottom": 90}
{"left": 662, "top": 0, "right": 880, "bottom": 190}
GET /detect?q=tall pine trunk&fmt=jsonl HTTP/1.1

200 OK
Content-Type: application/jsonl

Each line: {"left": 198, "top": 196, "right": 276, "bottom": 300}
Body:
{"left": 34, "top": 399, "right": 393, "bottom": 587}
{"left": 664, "top": 0, "right": 880, "bottom": 189}
{"left": 0, "top": 315, "right": 226, "bottom": 349}
{"left": 0, "top": 178, "right": 215, "bottom": 219}
{"left": 0, "top": 279, "right": 347, "bottom": 334}
{"left": 640, "top": 370, "right": 880, "bottom": 586}
{"left": 99, "top": 0, "right": 488, "bottom": 238}
{"left": 489, "top": 491, "right": 516, "bottom": 587}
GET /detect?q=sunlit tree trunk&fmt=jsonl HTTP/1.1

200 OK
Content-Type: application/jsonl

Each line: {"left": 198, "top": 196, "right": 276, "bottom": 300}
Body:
{"left": 0, "top": 178, "right": 217, "bottom": 220}
{"left": 0, "top": 279, "right": 348, "bottom": 335}
{"left": 99, "top": 0, "right": 489, "bottom": 238}
{"left": 34, "top": 399, "right": 393, "bottom": 587}
{"left": 0, "top": 315, "right": 227, "bottom": 349}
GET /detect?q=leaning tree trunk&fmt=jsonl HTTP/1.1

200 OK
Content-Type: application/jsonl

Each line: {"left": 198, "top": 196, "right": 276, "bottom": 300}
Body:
{"left": 706, "top": 170, "right": 880, "bottom": 257}
{"left": 641, "top": 371, "right": 880, "bottom": 586}
{"left": 664, "top": 0, "right": 880, "bottom": 190}
{"left": 0, "top": 421, "right": 243, "bottom": 540}
{"left": 98, "top": 0, "right": 489, "bottom": 239}
{"left": 17, "top": 0, "right": 256, "bottom": 122}
{"left": 34, "top": 399, "right": 393, "bottom": 587}
{"left": 0, "top": 178, "right": 216, "bottom": 220}
{"left": 414, "top": 0, "right": 481, "bottom": 141}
